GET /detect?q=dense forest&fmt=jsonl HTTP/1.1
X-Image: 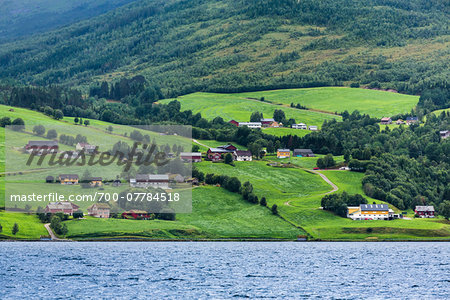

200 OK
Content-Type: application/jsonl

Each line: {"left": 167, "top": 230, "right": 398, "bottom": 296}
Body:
{"left": 0, "top": 0, "right": 136, "bottom": 43}
{"left": 0, "top": 0, "right": 448, "bottom": 97}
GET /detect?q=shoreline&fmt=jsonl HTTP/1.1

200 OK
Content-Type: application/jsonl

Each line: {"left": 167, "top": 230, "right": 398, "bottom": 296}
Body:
{"left": 2, "top": 238, "right": 449, "bottom": 242}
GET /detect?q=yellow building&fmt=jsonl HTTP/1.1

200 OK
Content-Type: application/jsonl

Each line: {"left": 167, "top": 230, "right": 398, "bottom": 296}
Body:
{"left": 90, "top": 177, "right": 103, "bottom": 187}
{"left": 347, "top": 204, "right": 390, "bottom": 220}
{"left": 277, "top": 149, "right": 291, "bottom": 158}
{"left": 59, "top": 174, "right": 79, "bottom": 185}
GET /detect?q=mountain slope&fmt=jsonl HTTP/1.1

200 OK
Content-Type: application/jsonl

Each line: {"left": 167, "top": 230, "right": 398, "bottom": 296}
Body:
{"left": 0, "top": 0, "right": 448, "bottom": 97}
{"left": 0, "top": 0, "right": 137, "bottom": 43}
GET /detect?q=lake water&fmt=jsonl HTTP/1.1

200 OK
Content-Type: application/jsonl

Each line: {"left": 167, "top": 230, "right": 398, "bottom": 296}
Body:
{"left": 1, "top": 242, "right": 449, "bottom": 299}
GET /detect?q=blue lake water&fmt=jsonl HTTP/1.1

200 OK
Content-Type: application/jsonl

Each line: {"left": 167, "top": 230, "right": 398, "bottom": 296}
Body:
{"left": 0, "top": 242, "right": 449, "bottom": 299}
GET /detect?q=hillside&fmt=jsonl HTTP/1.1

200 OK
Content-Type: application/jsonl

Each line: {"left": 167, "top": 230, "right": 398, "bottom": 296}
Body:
{"left": 162, "top": 87, "right": 419, "bottom": 121}
{"left": 0, "top": 104, "right": 300, "bottom": 240}
{"left": 0, "top": 0, "right": 448, "bottom": 97}
{"left": 0, "top": 0, "right": 137, "bottom": 43}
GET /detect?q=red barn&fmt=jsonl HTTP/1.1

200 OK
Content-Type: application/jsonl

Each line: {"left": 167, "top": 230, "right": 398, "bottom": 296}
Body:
{"left": 415, "top": 206, "right": 435, "bottom": 218}
{"left": 229, "top": 120, "right": 239, "bottom": 127}
{"left": 25, "top": 141, "right": 58, "bottom": 153}
{"left": 180, "top": 152, "right": 202, "bottom": 162}
{"left": 44, "top": 202, "right": 79, "bottom": 215}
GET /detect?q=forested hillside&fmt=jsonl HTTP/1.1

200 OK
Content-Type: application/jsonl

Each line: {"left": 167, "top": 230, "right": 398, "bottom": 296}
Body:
{"left": 0, "top": 0, "right": 137, "bottom": 43}
{"left": 0, "top": 0, "right": 448, "bottom": 98}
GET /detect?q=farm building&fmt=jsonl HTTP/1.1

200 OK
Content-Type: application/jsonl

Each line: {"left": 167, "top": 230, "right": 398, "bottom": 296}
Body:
{"left": 58, "top": 174, "right": 79, "bottom": 185}
{"left": 440, "top": 130, "right": 449, "bottom": 139}
{"left": 229, "top": 120, "right": 239, "bottom": 127}
{"left": 25, "top": 140, "right": 58, "bottom": 153}
{"left": 406, "top": 116, "right": 419, "bottom": 125}
{"left": 347, "top": 204, "right": 391, "bottom": 220}
{"left": 122, "top": 210, "right": 152, "bottom": 220}
{"left": 277, "top": 149, "right": 291, "bottom": 158}
{"left": 292, "top": 123, "right": 307, "bottom": 129}
{"left": 308, "top": 125, "right": 318, "bottom": 131}
{"left": 45, "top": 176, "right": 54, "bottom": 183}
{"left": 415, "top": 206, "right": 435, "bottom": 218}
{"left": 112, "top": 179, "right": 122, "bottom": 187}
{"left": 130, "top": 174, "right": 169, "bottom": 189}
{"left": 293, "top": 149, "right": 315, "bottom": 157}
{"left": 233, "top": 150, "right": 252, "bottom": 161}
{"left": 87, "top": 203, "right": 110, "bottom": 218}
{"left": 218, "top": 144, "right": 237, "bottom": 151}
{"left": 180, "top": 152, "right": 202, "bottom": 162}
{"left": 169, "top": 174, "right": 185, "bottom": 183}
{"left": 238, "top": 122, "right": 262, "bottom": 128}
{"left": 380, "top": 117, "right": 392, "bottom": 125}
{"left": 45, "top": 202, "right": 80, "bottom": 215}
{"left": 90, "top": 177, "right": 103, "bottom": 187}
{"left": 76, "top": 143, "right": 97, "bottom": 154}
{"left": 396, "top": 119, "right": 405, "bottom": 125}
{"left": 261, "top": 118, "right": 275, "bottom": 127}
{"left": 207, "top": 144, "right": 237, "bottom": 161}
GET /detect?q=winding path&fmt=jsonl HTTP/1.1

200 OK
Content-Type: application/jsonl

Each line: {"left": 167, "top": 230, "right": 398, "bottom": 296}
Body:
{"left": 44, "top": 223, "right": 59, "bottom": 240}
{"left": 284, "top": 170, "right": 339, "bottom": 207}
{"left": 192, "top": 139, "right": 210, "bottom": 148}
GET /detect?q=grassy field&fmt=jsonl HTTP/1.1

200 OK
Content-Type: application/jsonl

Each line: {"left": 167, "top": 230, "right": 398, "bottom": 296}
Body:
{"left": 262, "top": 127, "right": 312, "bottom": 138}
{"left": 160, "top": 92, "right": 341, "bottom": 127}
{"left": 65, "top": 186, "right": 301, "bottom": 240}
{"left": 161, "top": 88, "right": 419, "bottom": 124}
{"left": 0, "top": 211, "right": 47, "bottom": 239}
{"left": 234, "top": 87, "right": 419, "bottom": 117}
{"left": 196, "top": 159, "right": 450, "bottom": 240}
{"left": 1, "top": 104, "right": 448, "bottom": 241}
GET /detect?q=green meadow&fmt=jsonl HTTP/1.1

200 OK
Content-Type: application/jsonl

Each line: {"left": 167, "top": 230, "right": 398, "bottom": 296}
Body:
{"left": 161, "top": 88, "right": 419, "bottom": 124}
{"left": 160, "top": 92, "right": 341, "bottom": 127}
{"left": 65, "top": 186, "right": 301, "bottom": 240}
{"left": 236, "top": 87, "right": 419, "bottom": 117}
{"left": 196, "top": 160, "right": 450, "bottom": 240}
{"left": 0, "top": 104, "right": 448, "bottom": 241}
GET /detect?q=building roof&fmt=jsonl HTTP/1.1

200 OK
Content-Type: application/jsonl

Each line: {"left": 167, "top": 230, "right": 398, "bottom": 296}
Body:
{"left": 46, "top": 202, "right": 77, "bottom": 210}
{"left": 217, "top": 144, "right": 236, "bottom": 150}
{"left": 309, "top": 125, "right": 318, "bottom": 128}
{"left": 294, "top": 123, "right": 306, "bottom": 126}
{"left": 239, "top": 122, "right": 262, "bottom": 126}
{"left": 277, "top": 149, "right": 290, "bottom": 152}
{"left": 46, "top": 176, "right": 54, "bottom": 180}
{"left": 406, "top": 117, "right": 418, "bottom": 121}
{"left": 208, "top": 148, "right": 230, "bottom": 153}
{"left": 135, "top": 174, "right": 169, "bottom": 181}
{"left": 27, "top": 140, "right": 58, "bottom": 147}
{"left": 59, "top": 174, "right": 79, "bottom": 180}
{"left": 261, "top": 118, "right": 275, "bottom": 122}
{"left": 90, "top": 177, "right": 103, "bottom": 181}
{"left": 294, "top": 149, "right": 314, "bottom": 154}
{"left": 235, "top": 150, "right": 252, "bottom": 157}
{"left": 440, "top": 130, "right": 449, "bottom": 134}
{"left": 360, "top": 204, "right": 389, "bottom": 211}
{"left": 88, "top": 203, "right": 110, "bottom": 210}
{"left": 415, "top": 206, "right": 434, "bottom": 212}
{"left": 180, "top": 152, "right": 202, "bottom": 156}
{"left": 381, "top": 117, "right": 391, "bottom": 121}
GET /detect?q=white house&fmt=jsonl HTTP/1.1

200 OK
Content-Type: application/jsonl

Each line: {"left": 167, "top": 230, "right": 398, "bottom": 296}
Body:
{"left": 440, "top": 130, "right": 450, "bottom": 139}
{"left": 347, "top": 204, "right": 391, "bottom": 220}
{"left": 233, "top": 150, "right": 252, "bottom": 161}
{"left": 76, "top": 143, "right": 97, "bottom": 154}
{"left": 309, "top": 126, "right": 318, "bottom": 131}
{"left": 238, "top": 122, "right": 262, "bottom": 129}
{"left": 130, "top": 174, "right": 169, "bottom": 189}
{"left": 292, "top": 123, "right": 307, "bottom": 129}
